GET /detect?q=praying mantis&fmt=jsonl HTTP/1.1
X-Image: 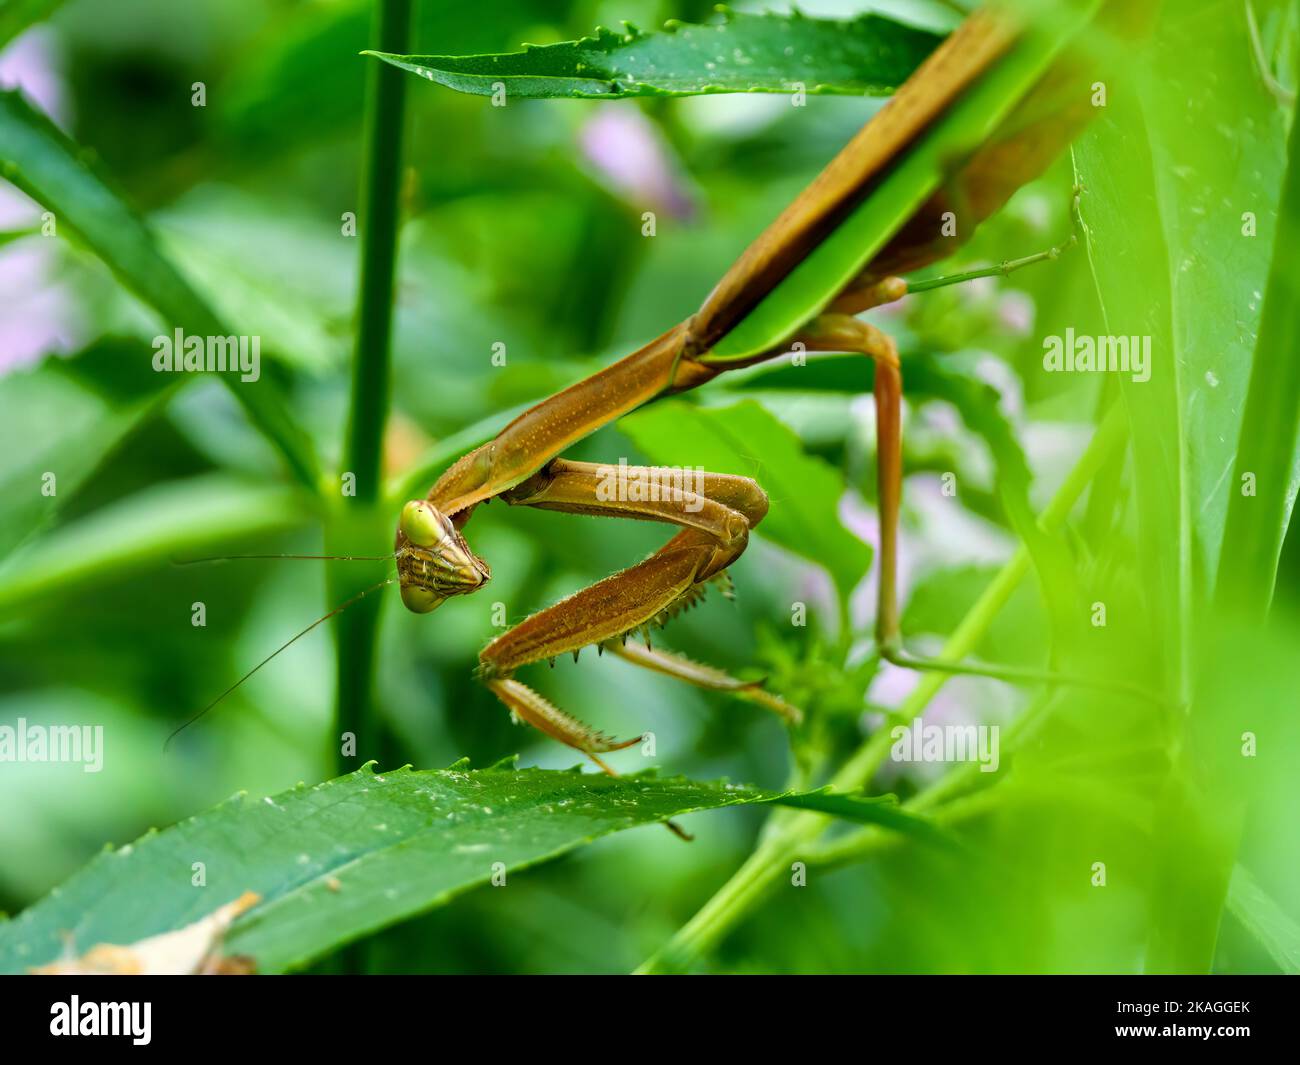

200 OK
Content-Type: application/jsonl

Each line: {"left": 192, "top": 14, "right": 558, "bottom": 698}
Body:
{"left": 184, "top": 1, "right": 1152, "bottom": 774}
{"left": 387, "top": 1, "right": 1135, "bottom": 769}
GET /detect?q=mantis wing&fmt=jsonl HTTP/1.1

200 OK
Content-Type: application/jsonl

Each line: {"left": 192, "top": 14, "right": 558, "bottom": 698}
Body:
{"left": 699, "top": 0, "right": 1113, "bottom": 360}
{"left": 691, "top": 7, "right": 1014, "bottom": 349}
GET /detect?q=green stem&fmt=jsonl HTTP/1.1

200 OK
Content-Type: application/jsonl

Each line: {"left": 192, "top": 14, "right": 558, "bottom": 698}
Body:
{"left": 346, "top": 0, "right": 412, "bottom": 504}
{"left": 327, "top": 0, "right": 412, "bottom": 977}
{"left": 636, "top": 405, "right": 1127, "bottom": 974}
{"left": 330, "top": 0, "right": 410, "bottom": 804}
{"left": 806, "top": 689, "right": 1056, "bottom": 870}
{"left": 333, "top": 0, "right": 412, "bottom": 781}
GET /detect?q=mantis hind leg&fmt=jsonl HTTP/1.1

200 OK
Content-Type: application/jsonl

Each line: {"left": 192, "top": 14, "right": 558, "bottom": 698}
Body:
{"left": 792, "top": 313, "right": 1168, "bottom": 707}
{"left": 784, "top": 313, "right": 904, "bottom": 653}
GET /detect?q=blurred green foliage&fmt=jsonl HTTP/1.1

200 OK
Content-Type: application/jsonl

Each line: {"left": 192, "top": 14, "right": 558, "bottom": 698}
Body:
{"left": 0, "top": 0, "right": 1297, "bottom": 974}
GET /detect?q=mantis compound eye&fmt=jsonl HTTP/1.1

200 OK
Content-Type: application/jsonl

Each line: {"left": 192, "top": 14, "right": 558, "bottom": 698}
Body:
{"left": 399, "top": 583, "right": 444, "bottom": 614}
{"left": 399, "top": 499, "right": 448, "bottom": 547}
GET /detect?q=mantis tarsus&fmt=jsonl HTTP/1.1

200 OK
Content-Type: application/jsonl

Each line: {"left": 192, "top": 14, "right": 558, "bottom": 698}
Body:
{"left": 185, "top": 3, "right": 1155, "bottom": 778}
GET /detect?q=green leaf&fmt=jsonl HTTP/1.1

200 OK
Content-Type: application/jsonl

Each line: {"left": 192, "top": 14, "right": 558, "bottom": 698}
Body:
{"left": 0, "top": 89, "right": 320, "bottom": 489}
{"left": 0, "top": 475, "right": 307, "bottom": 614}
{"left": 768, "top": 788, "right": 959, "bottom": 851}
{"left": 913, "top": 358, "right": 1085, "bottom": 663}
{"left": 1226, "top": 863, "right": 1300, "bottom": 974}
{"left": 1216, "top": 98, "right": 1300, "bottom": 621}
{"left": 0, "top": 762, "right": 944, "bottom": 974}
{"left": 0, "top": 338, "right": 173, "bottom": 559}
{"left": 618, "top": 399, "right": 871, "bottom": 602}
{"left": 367, "top": 10, "right": 942, "bottom": 99}
{"left": 1078, "top": 0, "right": 1292, "bottom": 630}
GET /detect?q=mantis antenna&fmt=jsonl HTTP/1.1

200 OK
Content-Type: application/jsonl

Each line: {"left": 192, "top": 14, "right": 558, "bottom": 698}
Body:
{"left": 164, "top": 576, "right": 396, "bottom": 749}
{"left": 173, "top": 553, "right": 396, "bottom": 564}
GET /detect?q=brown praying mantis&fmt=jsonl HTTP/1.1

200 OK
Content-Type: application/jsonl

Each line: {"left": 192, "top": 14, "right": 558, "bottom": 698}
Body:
{"left": 387, "top": 1, "right": 1139, "bottom": 765}
{"left": 182, "top": 1, "right": 1156, "bottom": 774}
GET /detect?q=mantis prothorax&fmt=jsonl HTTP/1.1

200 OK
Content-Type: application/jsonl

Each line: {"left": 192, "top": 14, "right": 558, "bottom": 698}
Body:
{"left": 182, "top": 3, "right": 1150, "bottom": 770}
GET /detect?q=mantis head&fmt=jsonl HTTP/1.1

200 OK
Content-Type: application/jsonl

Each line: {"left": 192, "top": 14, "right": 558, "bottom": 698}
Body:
{"left": 395, "top": 499, "right": 491, "bottom": 613}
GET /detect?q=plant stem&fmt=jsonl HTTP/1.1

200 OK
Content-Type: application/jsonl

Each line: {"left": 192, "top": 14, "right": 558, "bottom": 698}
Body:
{"left": 805, "top": 689, "right": 1055, "bottom": 870}
{"left": 346, "top": 0, "right": 412, "bottom": 504}
{"left": 810, "top": 785, "right": 1010, "bottom": 871}
{"left": 635, "top": 405, "right": 1127, "bottom": 974}
{"left": 332, "top": 0, "right": 412, "bottom": 785}
{"left": 325, "top": 0, "right": 412, "bottom": 978}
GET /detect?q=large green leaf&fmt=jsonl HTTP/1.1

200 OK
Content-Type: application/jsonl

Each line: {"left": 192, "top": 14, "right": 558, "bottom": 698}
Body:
{"left": 1078, "top": 0, "right": 1292, "bottom": 625}
{"left": 0, "top": 90, "right": 319, "bottom": 489}
{"left": 1226, "top": 864, "right": 1300, "bottom": 974}
{"left": 1216, "top": 89, "right": 1300, "bottom": 620}
{"left": 0, "top": 762, "right": 943, "bottom": 974}
{"left": 368, "top": 10, "right": 942, "bottom": 99}
{"left": 618, "top": 399, "right": 871, "bottom": 602}
{"left": 1074, "top": 0, "right": 1293, "bottom": 974}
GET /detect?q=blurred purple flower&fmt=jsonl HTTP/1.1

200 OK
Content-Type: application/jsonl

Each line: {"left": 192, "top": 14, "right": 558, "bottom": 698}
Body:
{"left": 578, "top": 105, "right": 696, "bottom": 220}
{"left": 0, "top": 28, "right": 81, "bottom": 374}
{"left": 997, "top": 289, "right": 1035, "bottom": 336}
{"left": 0, "top": 26, "right": 68, "bottom": 121}
{"left": 973, "top": 352, "right": 1025, "bottom": 420}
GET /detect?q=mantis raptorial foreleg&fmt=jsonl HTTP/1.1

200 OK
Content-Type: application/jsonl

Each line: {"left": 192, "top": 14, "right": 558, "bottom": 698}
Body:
{"left": 472, "top": 296, "right": 918, "bottom": 769}
{"left": 478, "top": 461, "right": 797, "bottom": 765}
{"left": 480, "top": 531, "right": 719, "bottom": 678}
{"left": 501, "top": 459, "right": 764, "bottom": 560}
